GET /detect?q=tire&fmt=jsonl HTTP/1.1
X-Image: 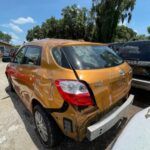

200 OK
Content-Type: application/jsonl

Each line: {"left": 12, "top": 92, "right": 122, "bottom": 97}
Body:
{"left": 33, "top": 105, "right": 62, "bottom": 148}
{"left": 7, "top": 75, "right": 15, "bottom": 92}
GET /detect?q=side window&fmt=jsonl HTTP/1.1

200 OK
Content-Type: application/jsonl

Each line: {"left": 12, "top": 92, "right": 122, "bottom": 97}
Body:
{"left": 23, "top": 46, "right": 41, "bottom": 65}
{"left": 119, "top": 42, "right": 141, "bottom": 56}
{"left": 52, "top": 48, "right": 70, "bottom": 69}
{"left": 124, "top": 43, "right": 140, "bottom": 54}
{"left": 14, "top": 47, "right": 26, "bottom": 64}
{"left": 0, "top": 46, "right": 5, "bottom": 53}
{"left": 141, "top": 43, "right": 150, "bottom": 60}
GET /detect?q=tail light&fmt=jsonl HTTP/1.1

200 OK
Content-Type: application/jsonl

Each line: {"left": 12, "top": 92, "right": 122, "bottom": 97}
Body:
{"left": 55, "top": 80, "right": 93, "bottom": 106}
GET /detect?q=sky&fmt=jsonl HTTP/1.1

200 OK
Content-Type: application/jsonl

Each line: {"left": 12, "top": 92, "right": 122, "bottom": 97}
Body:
{"left": 0, "top": 0, "right": 150, "bottom": 45}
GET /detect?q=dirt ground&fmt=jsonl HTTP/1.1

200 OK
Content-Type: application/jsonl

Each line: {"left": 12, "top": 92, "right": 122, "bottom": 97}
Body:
{"left": 0, "top": 61, "right": 148, "bottom": 150}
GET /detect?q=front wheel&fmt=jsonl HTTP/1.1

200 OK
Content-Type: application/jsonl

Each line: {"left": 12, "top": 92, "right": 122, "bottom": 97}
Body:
{"left": 33, "top": 105, "right": 62, "bottom": 148}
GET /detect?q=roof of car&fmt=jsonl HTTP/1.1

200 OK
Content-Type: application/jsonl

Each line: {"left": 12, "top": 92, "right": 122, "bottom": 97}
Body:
{"left": 126, "top": 40, "right": 150, "bottom": 44}
{"left": 24, "top": 38, "right": 106, "bottom": 47}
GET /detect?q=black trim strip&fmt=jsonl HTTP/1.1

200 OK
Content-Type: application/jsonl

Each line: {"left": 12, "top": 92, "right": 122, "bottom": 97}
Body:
{"left": 80, "top": 80, "right": 97, "bottom": 106}
{"left": 60, "top": 48, "right": 96, "bottom": 106}
{"left": 60, "top": 48, "right": 80, "bottom": 80}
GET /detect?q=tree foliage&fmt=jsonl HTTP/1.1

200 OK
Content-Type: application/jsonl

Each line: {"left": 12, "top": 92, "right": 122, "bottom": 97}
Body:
{"left": 134, "top": 34, "right": 148, "bottom": 41}
{"left": 26, "top": 2, "right": 136, "bottom": 43}
{"left": 0, "top": 31, "right": 12, "bottom": 43}
{"left": 92, "top": 0, "right": 136, "bottom": 42}
{"left": 26, "top": 5, "right": 95, "bottom": 42}
{"left": 61, "top": 5, "right": 87, "bottom": 39}
{"left": 41, "top": 17, "right": 62, "bottom": 38}
{"left": 147, "top": 26, "right": 150, "bottom": 34}
{"left": 114, "top": 25, "right": 137, "bottom": 42}
{"left": 26, "top": 25, "right": 43, "bottom": 41}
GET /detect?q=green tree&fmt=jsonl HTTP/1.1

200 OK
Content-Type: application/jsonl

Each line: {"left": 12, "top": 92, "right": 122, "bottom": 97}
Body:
{"left": 61, "top": 4, "right": 88, "bottom": 39}
{"left": 41, "top": 17, "right": 62, "bottom": 38}
{"left": 26, "top": 5, "right": 94, "bottom": 41}
{"left": 26, "top": 26, "right": 43, "bottom": 41}
{"left": 26, "top": 3, "right": 137, "bottom": 43}
{"left": 147, "top": 26, "right": 150, "bottom": 34}
{"left": 92, "top": 0, "right": 136, "bottom": 43}
{"left": 134, "top": 34, "right": 148, "bottom": 41}
{"left": 147, "top": 26, "right": 150, "bottom": 39}
{"left": 114, "top": 25, "right": 137, "bottom": 42}
{"left": 84, "top": 10, "right": 96, "bottom": 41}
{"left": 0, "top": 31, "right": 12, "bottom": 43}
{"left": 32, "top": 25, "right": 43, "bottom": 39}
{"left": 4, "top": 34, "right": 12, "bottom": 42}
{"left": 26, "top": 29, "right": 34, "bottom": 41}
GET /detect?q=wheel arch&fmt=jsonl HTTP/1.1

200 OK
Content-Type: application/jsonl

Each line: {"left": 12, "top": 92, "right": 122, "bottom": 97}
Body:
{"left": 31, "top": 98, "right": 60, "bottom": 129}
{"left": 31, "top": 98, "right": 53, "bottom": 119}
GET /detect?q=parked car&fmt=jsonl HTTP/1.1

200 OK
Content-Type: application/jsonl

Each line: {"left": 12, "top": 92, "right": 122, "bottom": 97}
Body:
{"left": 0, "top": 46, "right": 5, "bottom": 57}
{"left": 118, "top": 40, "right": 150, "bottom": 90}
{"left": 0, "top": 51, "right": 2, "bottom": 58}
{"left": 2, "top": 49, "right": 11, "bottom": 62}
{"left": 2, "top": 49, "right": 17, "bottom": 62}
{"left": 108, "top": 42, "right": 125, "bottom": 53}
{"left": 9, "top": 48, "right": 17, "bottom": 57}
{"left": 3, "top": 39, "right": 134, "bottom": 148}
{"left": 112, "top": 107, "right": 150, "bottom": 150}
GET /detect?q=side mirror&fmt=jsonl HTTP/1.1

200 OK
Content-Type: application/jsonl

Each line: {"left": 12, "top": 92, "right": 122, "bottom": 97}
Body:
{"left": 2, "top": 57, "right": 11, "bottom": 62}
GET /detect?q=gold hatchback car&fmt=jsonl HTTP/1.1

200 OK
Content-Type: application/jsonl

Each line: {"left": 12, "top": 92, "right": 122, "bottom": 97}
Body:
{"left": 3, "top": 39, "right": 134, "bottom": 148}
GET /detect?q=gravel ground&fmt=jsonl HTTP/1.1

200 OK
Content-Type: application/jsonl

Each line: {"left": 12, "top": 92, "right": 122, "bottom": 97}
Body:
{"left": 0, "top": 61, "right": 145, "bottom": 150}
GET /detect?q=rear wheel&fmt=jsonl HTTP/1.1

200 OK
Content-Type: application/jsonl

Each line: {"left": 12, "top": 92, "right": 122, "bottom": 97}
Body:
{"left": 33, "top": 105, "right": 62, "bottom": 148}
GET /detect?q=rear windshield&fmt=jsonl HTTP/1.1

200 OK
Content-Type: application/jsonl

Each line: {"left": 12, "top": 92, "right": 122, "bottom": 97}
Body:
{"left": 52, "top": 45, "right": 124, "bottom": 70}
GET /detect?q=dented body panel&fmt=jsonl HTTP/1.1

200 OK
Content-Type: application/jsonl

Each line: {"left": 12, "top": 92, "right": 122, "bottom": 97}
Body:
{"left": 5, "top": 39, "right": 133, "bottom": 141}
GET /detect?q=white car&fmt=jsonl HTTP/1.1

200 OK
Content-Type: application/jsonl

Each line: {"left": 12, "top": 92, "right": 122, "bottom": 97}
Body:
{"left": 112, "top": 107, "right": 150, "bottom": 150}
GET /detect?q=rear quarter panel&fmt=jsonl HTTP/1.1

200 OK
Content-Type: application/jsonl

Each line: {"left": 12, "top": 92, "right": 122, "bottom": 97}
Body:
{"left": 30, "top": 45, "right": 77, "bottom": 111}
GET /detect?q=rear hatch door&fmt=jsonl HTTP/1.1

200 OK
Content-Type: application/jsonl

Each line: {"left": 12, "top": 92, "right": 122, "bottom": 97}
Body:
{"left": 76, "top": 63, "right": 130, "bottom": 112}
{"left": 62, "top": 45, "right": 130, "bottom": 112}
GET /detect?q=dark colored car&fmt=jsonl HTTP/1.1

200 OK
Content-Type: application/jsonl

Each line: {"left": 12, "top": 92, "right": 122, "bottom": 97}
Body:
{"left": 108, "top": 42, "right": 125, "bottom": 53}
{"left": 2, "top": 49, "right": 17, "bottom": 62}
{"left": 118, "top": 40, "right": 150, "bottom": 90}
{"left": 2, "top": 50, "right": 10, "bottom": 62}
{"left": 9, "top": 49, "right": 17, "bottom": 57}
{"left": 0, "top": 46, "right": 5, "bottom": 58}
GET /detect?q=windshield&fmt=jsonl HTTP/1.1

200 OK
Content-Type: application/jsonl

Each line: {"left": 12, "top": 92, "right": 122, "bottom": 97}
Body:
{"left": 52, "top": 45, "right": 124, "bottom": 70}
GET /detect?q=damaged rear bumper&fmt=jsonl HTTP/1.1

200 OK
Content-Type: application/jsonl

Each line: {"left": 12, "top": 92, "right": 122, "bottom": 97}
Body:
{"left": 86, "top": 94, "right": 134, "bottom": 141}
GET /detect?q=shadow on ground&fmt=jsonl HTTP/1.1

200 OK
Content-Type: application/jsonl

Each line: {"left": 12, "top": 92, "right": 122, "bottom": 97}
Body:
{"left": 131, "top": 87, "right": 150, "bottom": 108}
{"left": 6, "top": 86, "right": 128, "bottom": 150}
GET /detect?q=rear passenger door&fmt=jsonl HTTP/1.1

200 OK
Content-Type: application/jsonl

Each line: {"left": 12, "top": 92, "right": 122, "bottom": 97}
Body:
{"left": 10, "top": 46, "right": 27, "bottom": 95}
{"left": 17, "top": 46, "right": 42, "bottom": 108}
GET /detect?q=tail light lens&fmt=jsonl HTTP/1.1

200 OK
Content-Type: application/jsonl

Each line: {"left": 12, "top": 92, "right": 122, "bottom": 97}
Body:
{"left": 55, "top": 80, "right": 93, "bottom": 106}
